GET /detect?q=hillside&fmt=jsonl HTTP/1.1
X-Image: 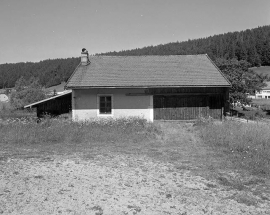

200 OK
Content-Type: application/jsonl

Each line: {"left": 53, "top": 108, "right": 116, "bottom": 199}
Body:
{"left": 1, "top": 25, "right": 270, "bottom": 89}
{"left": 0, "top": 58, "right": 80, "bottom": 89}
{"left": 100, "top": 25, "right": 270, "bottom": 67}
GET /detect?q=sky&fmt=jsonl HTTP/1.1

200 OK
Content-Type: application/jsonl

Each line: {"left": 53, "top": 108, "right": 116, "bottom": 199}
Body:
{"left": 0, "top": 0, "right": 269, "bottom": 64}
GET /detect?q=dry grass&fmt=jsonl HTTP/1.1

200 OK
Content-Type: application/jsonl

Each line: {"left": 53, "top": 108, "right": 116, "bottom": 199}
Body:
{"left": 0, "top": 116, "right": 162, "bottom": 160}
{"left": 0, "top": 117, "right": 162, "bottom": 159}
{"left": 0, "top": 104, "right": 35, "bottom": 120}
{"left": 1, "top": 118, "right": 270, "bottom": 213}
{"left": 198, "top": 120, "right": 270, "bottom": 176}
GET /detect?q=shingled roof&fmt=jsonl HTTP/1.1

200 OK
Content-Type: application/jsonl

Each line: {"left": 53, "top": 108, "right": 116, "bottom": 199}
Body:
{"left": 65, "top": 54, "right": 230, "bottom": 88}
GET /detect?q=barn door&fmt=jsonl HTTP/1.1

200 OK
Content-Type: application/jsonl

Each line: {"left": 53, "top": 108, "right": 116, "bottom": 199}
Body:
{"left": 154, "top": 95, "right": 209, "bottom": 120}
{"left": 208, "top": 95, "right": 223, "bottom": 119}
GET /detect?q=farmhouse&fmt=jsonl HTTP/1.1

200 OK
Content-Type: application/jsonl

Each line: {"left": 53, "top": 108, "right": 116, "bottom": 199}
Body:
{"left": 65, "top": 49, "right": 230, "bottom": 121}
{"left": 255, "top": 81, "right": 270, "bottom": 99}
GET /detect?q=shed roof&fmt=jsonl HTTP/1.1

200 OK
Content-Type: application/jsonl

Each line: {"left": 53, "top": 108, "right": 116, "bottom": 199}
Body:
{"left": 24, "top": 90, "right": 71, "bottom": 108}
{"left": 65, "top": 54, "right": 230, "bottom": 89}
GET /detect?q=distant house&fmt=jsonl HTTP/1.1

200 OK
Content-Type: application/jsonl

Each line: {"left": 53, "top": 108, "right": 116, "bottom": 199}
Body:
{"left": 0, "top": 94, "right": 9, "bottom": 102}
{"left": 255, "top": 82, "right": 270, "bottom": 99}
{"left": 65, "top": 49, "right": 231, "bottom": 121}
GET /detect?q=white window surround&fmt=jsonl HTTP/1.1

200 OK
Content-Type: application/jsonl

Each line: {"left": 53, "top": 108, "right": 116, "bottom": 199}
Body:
{"left": 97, "top": 94, "right": 114, "bottom": 117}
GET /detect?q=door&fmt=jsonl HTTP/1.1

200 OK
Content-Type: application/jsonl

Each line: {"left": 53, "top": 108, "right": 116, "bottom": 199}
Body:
{"left": 154, "top": 95, "right": 209, "bottom": 120}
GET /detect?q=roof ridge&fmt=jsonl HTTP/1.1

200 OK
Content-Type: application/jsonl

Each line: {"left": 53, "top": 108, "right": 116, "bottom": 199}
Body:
{"left": 94, "top": 54, "right": 208, "bottom": 58}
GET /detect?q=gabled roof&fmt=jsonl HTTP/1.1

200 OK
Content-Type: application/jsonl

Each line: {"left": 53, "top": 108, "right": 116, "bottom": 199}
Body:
{"left": 65, "top": 54, "right": 230, "bottom": 89}
{"left": 24, "top": 90, "right": 71, "bottom": 108}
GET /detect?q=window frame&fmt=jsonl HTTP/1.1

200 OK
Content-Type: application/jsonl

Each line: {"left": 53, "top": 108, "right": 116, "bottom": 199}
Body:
{"left": 97, "top": 94, "right": 114, "bottom": 116}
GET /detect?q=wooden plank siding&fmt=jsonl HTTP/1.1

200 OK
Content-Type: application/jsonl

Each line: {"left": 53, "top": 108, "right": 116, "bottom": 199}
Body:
{"left": 152, "top": 87, "right": 227, "bottom": 120}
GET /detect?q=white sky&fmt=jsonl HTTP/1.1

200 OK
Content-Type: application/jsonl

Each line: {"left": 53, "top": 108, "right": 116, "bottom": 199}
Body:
{"left": 0, "top": 0, "right": 269, "bottom": 64}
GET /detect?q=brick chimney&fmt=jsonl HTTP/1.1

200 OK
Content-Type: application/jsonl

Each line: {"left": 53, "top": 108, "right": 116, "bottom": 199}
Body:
{"left": 81, "top": 48, "right": 90, "bottom": 65}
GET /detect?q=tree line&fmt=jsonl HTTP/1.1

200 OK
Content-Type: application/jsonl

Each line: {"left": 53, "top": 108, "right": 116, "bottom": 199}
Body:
{"left": 0, "top": 57, "right": 80, "bottom": 89}
{"left": 100, "top": 25, "right": 270, "bottom": 67}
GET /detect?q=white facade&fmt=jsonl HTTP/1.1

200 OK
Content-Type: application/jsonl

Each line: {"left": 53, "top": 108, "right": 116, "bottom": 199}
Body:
{"left": 0, "top": 94, "right": 8, "bottom": 102}
{"left": 72, "top": 89, "right": 154, "bottom": 122}
{"left": 255, "top": 82, "right": 270, "bottom": 99}
{"left": 255, "top": 89, "right": 270, "bottom": 99}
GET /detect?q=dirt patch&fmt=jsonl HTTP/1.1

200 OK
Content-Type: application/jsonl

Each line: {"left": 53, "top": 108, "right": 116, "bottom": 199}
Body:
{"left": 1, "top": 154, "right": 269, "bottom": 214}
{"left": 1, "top": 122, "right": 270, "bottom": 214}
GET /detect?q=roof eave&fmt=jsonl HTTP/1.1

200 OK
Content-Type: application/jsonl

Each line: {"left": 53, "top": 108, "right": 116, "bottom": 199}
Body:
{"left": 66, "top": 85, "right": 231, "bottom": 89}
{"left": 64, "top": 62, "right": 83, "bottom": 90}
{"left": 205, "top": 54, "right": 232, "bottom": 87}
{"left": 24, "top": 90, "right": 72, "bottom": 108}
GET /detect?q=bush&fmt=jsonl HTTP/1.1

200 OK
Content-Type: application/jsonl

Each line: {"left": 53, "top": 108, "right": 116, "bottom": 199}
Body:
{"left": 10, "top": 77, "right": 46, "bottom": 109}
{"left": 0, "top": 108, "right": 36, "bottom": 121}
{"left": 243, "top": 109, "right": 265, "bottom": 120}
{"left": 231, "top": 108, "right": 266, "bottom": 120}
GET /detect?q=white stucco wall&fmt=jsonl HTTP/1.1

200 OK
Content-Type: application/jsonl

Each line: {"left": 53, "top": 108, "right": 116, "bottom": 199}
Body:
{"left": 72, "top": 89, "right": 153, "bottom": 121}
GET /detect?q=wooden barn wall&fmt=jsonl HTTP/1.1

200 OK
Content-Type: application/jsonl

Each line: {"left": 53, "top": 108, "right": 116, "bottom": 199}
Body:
{"left": 152, "top": 87, "right": 229, "bottom": 120}
{"left": 36, "top": 94, "right": 71, "bottom": 117}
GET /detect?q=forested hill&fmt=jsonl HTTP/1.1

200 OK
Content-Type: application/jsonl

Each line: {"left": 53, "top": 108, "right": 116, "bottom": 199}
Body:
{"left": 100, "top": 25, "right": 270, "bottom": 67}
{"left": 0, "top": 57, "right": 80, "bottom": 89}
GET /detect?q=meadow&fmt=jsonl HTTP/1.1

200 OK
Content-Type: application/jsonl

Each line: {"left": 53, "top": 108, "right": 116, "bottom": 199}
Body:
{"left": 251, "top": 66, "right": 270, "bottom": 77}
{"left": 251, "top": 99, "right": 270, "bottom": 106}
{"left": 198, "top": 119, "right": 270, "bottom": 176}
{"left": 0, "top": 115, "right": 270, "bottom": 214}
{"left": 1, "top": 113, "right": 270, "bottom": 179}
{"left": 0, "top": 116, "right": 161, "bottom": 158}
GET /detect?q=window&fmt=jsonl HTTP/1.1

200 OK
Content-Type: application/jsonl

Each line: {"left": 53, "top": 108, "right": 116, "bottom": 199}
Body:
{"left": 98, "top": 95, "right": 112, "bottom": 115}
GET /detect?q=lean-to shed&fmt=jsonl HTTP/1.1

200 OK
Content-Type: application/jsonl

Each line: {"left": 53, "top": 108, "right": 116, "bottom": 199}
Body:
{"left": 24, "top": 90, "right": 72, "bottom": 118}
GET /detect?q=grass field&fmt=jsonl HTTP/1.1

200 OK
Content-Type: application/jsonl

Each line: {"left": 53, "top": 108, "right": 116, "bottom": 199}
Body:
{"left": 251, "top": 66, "right": 270, "bottom": 76}
{"left": 198, "top": 120, "right": 270, "bottom": 176}
{"left": 0, "top": 117, "right": 270, "bottom": 214}
{"left": 251, "top": 99, "right": 270, "bottom": 106}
